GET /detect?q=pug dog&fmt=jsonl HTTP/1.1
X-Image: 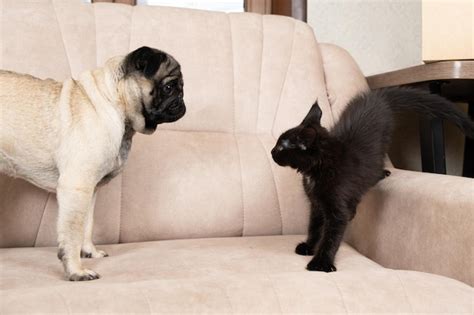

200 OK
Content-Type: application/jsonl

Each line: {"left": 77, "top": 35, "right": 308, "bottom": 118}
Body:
{"left": 0, "top": 46, "right": 185, "bottom": 281}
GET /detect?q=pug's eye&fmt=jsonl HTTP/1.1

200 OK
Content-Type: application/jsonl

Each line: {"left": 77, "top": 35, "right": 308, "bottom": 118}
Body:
{"left": 162, "top": 84, "right": 173, "bottom": 95}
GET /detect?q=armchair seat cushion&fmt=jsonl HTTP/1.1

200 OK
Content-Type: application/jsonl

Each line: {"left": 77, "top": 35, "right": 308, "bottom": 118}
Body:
{"left": 1, "top": 235, "right": 471, "bottom": 314}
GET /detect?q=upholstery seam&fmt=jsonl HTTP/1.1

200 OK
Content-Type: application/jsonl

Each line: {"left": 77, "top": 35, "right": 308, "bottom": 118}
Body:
{"left": 118, "top": 5, "right": 134, "bottom": 244}
{"left": 228, "top": 13, "right": 236, "bottom": 134}
{"left": 269, "top": 20, "right": 297, "bottom": 137}
{"left": 157, "top": 128, "right": 271, "bottom": 135}
{"left": 128, "top": 4, "right": 134, "bottom": 52}
{"left": 4, "top": 177, "right": 15, "bottom": 198}
{"left": 228, "top": 14, "right": 245, "bottom": 237}
{"left": 92, "top": 1, "right": 98, "bottom": 67}
{"left": 33, "top": 193, "right": 51, "bottom": 247}
{"left": 266, "top": 273, "right": 283, "bottom": 313}
{"left": 319, "top": 44, "right": 337, "bottom": 126}
{"left": 328, "top": 273, "right": 349, "bottom": 314}
{"left": 54, "top": 288, "right": 72, "bottom": 315}
{"left": 119, "top": 174, "right": 123, "bottom": 243}
{"left": 223, "top": 286, "right": 235, "bottom": 314}
{"left": 138, "top": 287, "right": 154, "bottom": 314}
{"left": 255, "top": 15, "right": 264, "bottom": 133}
{"left": 234, "top": 137, "right": 245, "bottom": 236}
{"left": 51, "top": 0, "right": 73, "bottom": 76}
{"left": 0, "top": 0, "right": 3, "bottom": 68}
{"left": 395, "top": 271, "right": 415, "bottom": 313}
{"left": 256, "top": 134, "right": 283, "bottom": 235}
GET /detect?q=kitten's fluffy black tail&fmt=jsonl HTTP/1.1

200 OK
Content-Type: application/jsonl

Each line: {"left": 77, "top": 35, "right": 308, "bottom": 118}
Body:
{"left": 377, "top": 87, "right": 474, "bottom": 138}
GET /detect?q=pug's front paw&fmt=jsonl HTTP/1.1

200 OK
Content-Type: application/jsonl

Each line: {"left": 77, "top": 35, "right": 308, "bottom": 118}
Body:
{"left": 81, "top": 248, "right": 108, "bottom": 259}
{"left": 68, "top": 269, "right": 101, "bottom": 281}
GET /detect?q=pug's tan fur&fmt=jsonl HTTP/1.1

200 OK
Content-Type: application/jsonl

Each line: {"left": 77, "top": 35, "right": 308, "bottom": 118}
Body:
{"left": 0, "top": 47, "right": 185, "bottom": 281}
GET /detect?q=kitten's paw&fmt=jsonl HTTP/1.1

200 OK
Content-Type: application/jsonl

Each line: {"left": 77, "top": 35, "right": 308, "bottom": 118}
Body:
{"left": 68, "top": 269, "right": 100, "bottom": 281}
{"left": 295, "top": 242, "right": 314, "bottom": 256}
{"left": 383, "top": 169, "right": 391, "bottom": 177}
{"left": 306, "top": 257, "right": 337, "bottom": 272}
{"left": 80, "top": 248, "right": 109, "bottom": 259}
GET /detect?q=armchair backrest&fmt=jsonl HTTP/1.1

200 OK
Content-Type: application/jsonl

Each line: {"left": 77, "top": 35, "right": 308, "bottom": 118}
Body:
{"left": 0, "top": 0, "right": 342, "bottom": 247}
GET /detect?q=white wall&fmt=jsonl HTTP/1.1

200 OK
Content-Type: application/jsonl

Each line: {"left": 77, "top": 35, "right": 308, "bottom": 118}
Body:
{"left": 308, "top": 0, "right": 422, "bottom": 75}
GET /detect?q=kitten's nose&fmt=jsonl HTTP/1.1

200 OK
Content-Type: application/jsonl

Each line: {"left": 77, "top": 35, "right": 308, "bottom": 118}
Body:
{"left": 271, "top": 146, "right": 283, "bottom": 155}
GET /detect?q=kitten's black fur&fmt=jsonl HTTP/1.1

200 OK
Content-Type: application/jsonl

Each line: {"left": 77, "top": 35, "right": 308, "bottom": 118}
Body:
{"left": 271, "top": 87, "right": 474, "bottom": 272}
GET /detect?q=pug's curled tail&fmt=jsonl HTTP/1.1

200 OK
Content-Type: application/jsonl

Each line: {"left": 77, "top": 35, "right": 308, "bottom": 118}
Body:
{"left": 377, "top": 87, "right": 474, "bottom": 138}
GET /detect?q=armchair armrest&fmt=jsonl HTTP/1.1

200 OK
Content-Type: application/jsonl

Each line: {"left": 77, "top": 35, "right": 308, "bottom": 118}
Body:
{"left": 345, "top": 168, "right": 474, "bottom": 285}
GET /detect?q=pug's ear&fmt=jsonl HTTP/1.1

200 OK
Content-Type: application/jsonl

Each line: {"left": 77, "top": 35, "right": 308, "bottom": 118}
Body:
{"left": 124, "top": 46, "right": 165, "bottom": 77}
{"left": 301, "top": 100, "right": 323, "bottom": 126}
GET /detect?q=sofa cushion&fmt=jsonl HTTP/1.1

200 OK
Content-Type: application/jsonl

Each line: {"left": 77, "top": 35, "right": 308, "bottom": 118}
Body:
{"left": 1, "top": 235, "right": 471, "bottom": 314}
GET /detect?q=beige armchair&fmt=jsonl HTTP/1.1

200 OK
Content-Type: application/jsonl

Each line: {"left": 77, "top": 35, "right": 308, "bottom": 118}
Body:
{"left": 0, "top": 1, "right": 472, "bottom": 313}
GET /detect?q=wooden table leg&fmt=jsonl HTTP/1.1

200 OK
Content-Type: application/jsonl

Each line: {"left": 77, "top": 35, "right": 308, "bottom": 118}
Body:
{"left": 419, "top": 117, "right": 447, "bottom": 174}
{"left": 462, "top": 102, "right": 473, "bottom": 178}
{"left": 419, "top": 81, "right": 447, "bottom": 174}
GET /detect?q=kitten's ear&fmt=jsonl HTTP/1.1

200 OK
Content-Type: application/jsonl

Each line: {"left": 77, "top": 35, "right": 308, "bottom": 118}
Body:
{"left": 124, "top": 46, "right": 166, "bottom": 77}
{"left": 301, "top": 100, "right": 323, "bottom": 126}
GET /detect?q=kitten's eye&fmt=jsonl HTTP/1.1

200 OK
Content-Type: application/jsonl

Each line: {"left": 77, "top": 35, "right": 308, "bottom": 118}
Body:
{"left": 281, "top": 139, "right": 291, "bottom": 149}
{"left": 298, "top": 143, "right": 307, "bottom": 150}
{"left": 162, "top": 84, "right": 173, "bottom": 95}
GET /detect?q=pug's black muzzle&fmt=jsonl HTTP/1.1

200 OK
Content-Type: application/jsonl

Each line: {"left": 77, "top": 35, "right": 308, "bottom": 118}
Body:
{"left": 167, "top": 99, "right": 186, "bottom": 117}
{"left": 143, "top": 98, "right": 186, "bottom": 131}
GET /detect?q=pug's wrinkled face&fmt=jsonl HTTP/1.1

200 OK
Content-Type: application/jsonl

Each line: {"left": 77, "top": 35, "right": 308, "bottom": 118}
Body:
{"left": 121, "top": 46, "right": 186, "bottom": 134}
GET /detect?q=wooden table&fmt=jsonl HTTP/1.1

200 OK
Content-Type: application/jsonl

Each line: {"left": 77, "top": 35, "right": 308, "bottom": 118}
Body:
{"left": 367, "top": 61, "right": 474, "bottom": 177}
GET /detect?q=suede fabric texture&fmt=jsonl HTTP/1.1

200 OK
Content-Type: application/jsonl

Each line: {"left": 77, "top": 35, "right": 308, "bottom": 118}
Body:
{"left": 346, "top": 168, "right": 474, "bottom": 286}
{"left": 0, "top": 1, "right": 473, "bottom": 313}
{"left": 1, "top": 236, "right": 472, "bottom": 314}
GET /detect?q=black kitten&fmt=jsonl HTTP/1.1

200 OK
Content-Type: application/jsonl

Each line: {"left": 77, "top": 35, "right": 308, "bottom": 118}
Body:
{"left": 271, "top": 87, "right": 474, "bottom": 272}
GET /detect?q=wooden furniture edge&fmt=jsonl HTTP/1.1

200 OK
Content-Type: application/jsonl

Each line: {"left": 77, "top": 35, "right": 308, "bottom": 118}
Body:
{"left": 366, "top": 61, "right": 474, "bottom": 89}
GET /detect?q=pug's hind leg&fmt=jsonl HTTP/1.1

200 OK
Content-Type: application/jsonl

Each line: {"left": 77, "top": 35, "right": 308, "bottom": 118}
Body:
{"left": 81, "top": 192, "right": 108, "bottom": 259}
{"left": 57, "top": 180, "right": 100, "bottom": 281}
